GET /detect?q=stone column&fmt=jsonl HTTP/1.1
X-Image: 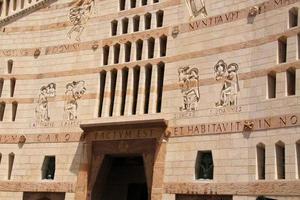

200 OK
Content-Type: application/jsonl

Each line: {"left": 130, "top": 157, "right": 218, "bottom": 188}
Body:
{"left": 140, "top": 14, "right": 145, "bottom": 31}
{"left": 136, "top": 0, "right": 141, "bottom": 7}
{"left": 131, "top": 41, "right": 137, "bottom": 62}
{"left": 101, "top": 71, "right": 111, "bottom": 117}
{"left": 154, "top": 38, "right": 160, "bottom": 58}
{"left": 113, "top": 69, "right": 123, "bottom": 116}
{"left": 149, "top": 64, "right": 158, "bottom": 113}
{"left": 124, "top": 67, "right": 134, "bottom": 116}
{"left": 136, "top": 65, "right": 146, "bottom": 114}
{"left": 128, "top": 17, "right": 133, "bottom": 34}
{"left": 142, "top": 39, "right": 149, "bottom": 60}
{"left": 108, "top": 46, "right": 114, "bottom": 65}
{"left": 119, "top": 43, "right": 125, "bottom": 63}
{"left": 152, "top": 10, "right": 157, "bottom": 28}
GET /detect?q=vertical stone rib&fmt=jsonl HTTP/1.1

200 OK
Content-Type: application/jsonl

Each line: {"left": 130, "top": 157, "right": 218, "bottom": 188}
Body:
{"left": 119, "top": 43, "right": 125, "bottom": 63}
{"left": 149, "top": 64, "right": 158, "bottom": 113}
{"left": 142, "top": 40, "right": 148, "bottom": 60}
{"left": 136, "top": 66, "right": 145, "bottom": 114}
{"left": 108, "top": 46, "right": 114, "bottom": 65}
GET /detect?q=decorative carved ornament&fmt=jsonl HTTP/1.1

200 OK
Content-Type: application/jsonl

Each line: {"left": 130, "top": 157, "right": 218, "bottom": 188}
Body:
{"left": 185, "top": 0, "right": 208, "bottom": 20}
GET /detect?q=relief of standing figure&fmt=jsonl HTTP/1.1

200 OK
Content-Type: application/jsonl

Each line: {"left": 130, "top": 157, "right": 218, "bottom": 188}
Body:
{"left": 64, "top": 81, "right": 86, "bottom": 121}
{"left": 214, "top": 60, "right": 240, "bottom": 107}
{"left": 67, "top": 0, "right": 95, "bottom": 41}
{"left": 185, "top": 0, "right": 208, "bottom": 19}
{"left": 35, "top": 83, "right": 56, "bottom": 123}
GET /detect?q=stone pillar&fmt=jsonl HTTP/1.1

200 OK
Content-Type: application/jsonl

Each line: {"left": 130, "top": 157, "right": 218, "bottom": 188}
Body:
{"left": 101, "top": 71, "right": 111, "bottom": 117}
{"left": 151, "top": 140, "right": 167, "bottom": 200}
{"left": 125, "top": 0, "right": 130, "bottom": 10}
{"left": 149, "top": 64, "right": 158, "bottom": 113}
{"left": 119, "top": 43, "right": 125, "bottom": 63}
{"left": 152, "top": 11, "right": 157, "bottom": 28}
{"left": 154, "top": 38, "right": 160, "bottom": 58}
{"left": 296, "top": 69, "right": 300, "bottom": 96}
{"left": 140, "top": 14, "right": 145, "bottom": 31}
{"left": 142, "top": 39, "right": 149, "bottom": 60}
{"left": 131, "top": 41, "right": 137, "bottom": 62}
{"left": 113, "top": 70, "right": 123, "bottom": 116}
{"left": 136, "top": 66, "right": 146, "bottom": 114}
{"left": 74, "top": 142, "right": 92, "bottom": 200}
{"left": 128, "top": 17, "right": 133, "bottom": 33}
{"left": 136, "top": 0, "right": 141, "bottom": 7}
{"left": 124, "top": 68, "right": 134, "bottom": 116}
{"left": 108, "top": 46, "right": 114, "bottom": 65}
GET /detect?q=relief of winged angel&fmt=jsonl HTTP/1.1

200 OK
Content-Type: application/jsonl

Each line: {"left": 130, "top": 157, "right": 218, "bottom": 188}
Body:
{"left": 185, "top": 0, "right": 208, "bottom": 19}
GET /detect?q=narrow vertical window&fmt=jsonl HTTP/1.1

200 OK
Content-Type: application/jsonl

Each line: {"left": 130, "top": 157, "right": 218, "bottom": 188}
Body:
{"left": 8, "top": 152, "right": 14, "bottom": 180}
{"left": 153, "top": 0, "right": 159, "bottom": 3}
{"left": 120, "top": 0, "right": 125, "bottom": 10}
{"left": 195, "top": 151, "right": 214, "bottom": 180}
{"left": 132, "top": 66, "right": 140, "bottom": 115}
{"left": 298, "top": 33, "right": 300, "bottom": 59}
{"left": 12, "top": 101, "right": 17, "bottom": 121}
{"left": 122, "top": 18, "right": 129, "bottom": 34}
{"left": 0, "top": 1, "right": 3, "bottom": 16}
{"left": 0, "top": 102, "right": 5, "bottom": 121}
{"left": 144, "top": 13, "right": 151, "bottom": 30}
{"left": 148, "top": 37, "right": 155, "bottom": 59}
{"left": 160, "top": 35, "right": 167, "bottom": 57}
{"left": 156, "top": 10, "right": 164, "bottom": 27}
{"left": 103, "top": 45, "right": 110, "bottom": 66}
{"left": 42, "top": 156, "right": 55, "bottom": 180}
{"left": 0, "top": 79, "right": 3, "bottom": 97}
{"left": 114, "top": 43, "right": 120, "bottom": 64}
{"left": 297, "top": 140, "right": 300, "bottom": 179}
{"left": 133, "top": 15, "right": 140, "bottom": 32}
{"left": 6, "top": 0, "right": 10, "bottom": 16}
{"left": 111, "top": 20, "right": 118, "bottom": 36}
{"left": 13, "top": 0, "right": 16, "bottom": 11}
{"left": 286, "top": 68, "right": 296, "bottom": 96}
{"left": 278, "top": 36, "right": 287, "bottom": 64}
{"left": 109, "top": 70, "right": 117, "bottom": 116}
{"left": 120, "top": 68, "right": 129, "bottom": 116}
{"left": 267, "top": 72, "right": 276, "bottom": 99}
{"left": 130, "top": 0, "right": 136, "bottom": 8}
{"left": 256, "top": 143, "right": 266, "bottom": 180}
{"left": 141, "top": 0, "right": 147, "bottom": 6}
{"left": 20, "top": 0, "right": 24, "bottom": 9}
{"left": 10, "top": 78, "right": 15, "bottom": 97}
{"left": 136, "top": 39, "right": 143, "bottom": 60}
{"left": 289, "top": 7, "right": 298, "bottom": 28}
{"left": 156, "top": 62, "right": 165, "bottom": 113}
{"left": 144, "top": 64, "right": 152, "bottom": 114}
{"left": 275, "top": 141, "right": 285, "bottom": 180}
{"left": 98, "top": 71, "right": 107, "bottom": 117}
{"left": 7, "top": 60, "right": 13, "bottom": 74}
{"left": 125, "top": 42, "right": 132, "bottom": 62}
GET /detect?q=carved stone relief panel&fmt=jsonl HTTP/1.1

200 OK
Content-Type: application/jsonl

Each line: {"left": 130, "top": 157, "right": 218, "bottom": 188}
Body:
{"left": 185, "top": 0, "right": 208, "bottom": 19}
{"left": 214, "top": 60, "right": 240, "bottom": 107}
{"left": 35, "top": 83, "right": 56, "bottom": 123}
{"left": 178, "top": 66, "right": 200, "bottom": 112}
{"left": 63, "top": 80, "right": 86, "bottom": 121}
{"left": 67, "top": 0, "right": 95, "bottom": 41}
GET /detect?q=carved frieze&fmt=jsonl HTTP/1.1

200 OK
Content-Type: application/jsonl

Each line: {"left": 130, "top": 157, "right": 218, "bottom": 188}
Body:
{"left": 214, "top": 60, "right": 240, "bottom": 107}
{"left": 178, "top": 66, "right": 200, "bottom": 112}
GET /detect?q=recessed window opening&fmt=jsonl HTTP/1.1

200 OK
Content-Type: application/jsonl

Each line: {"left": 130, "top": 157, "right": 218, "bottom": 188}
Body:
{"left": 103, "top": 46, "right": 110, "bottom": 66}
{"left": 130, "top": 0, "right": 136, "bottom": 8}
{"left": 42, "top": 156, "right": 55, "bottom": 180}
{"left": 0, "top": 102, "right": 5, "bottom": 121}
{"left": 120, "top": 0, "right": 125, "bottom": 10}
{"left": 297, "top": 140, "right": 300, "bottom": 179}
{"left": 122, "top": 18, "right": 129, "bottom": 34}
{"left": 195, "top": 151, "right": 214, "bottom": 180}
{"left": 133, "top": 15, "right": 140, "bottom": 32}
{"left": 278, "top": 36, "right": 287, "bottom": 64}
{"left": 160, "top": 35, "right": 167, "bottom": 57}
{"left": 109, "top": 70, "right": 118, "bottom": 116}
{"left": 10, "top": 78, "right": 16, "bottom": 97}
{"left": 276, "top": 141, "right": 285, "bottom": 180}
{"left": 286, "top": 68, "right": 296, "bottom": 96}
{"left": 136, "top": 40, "right": 143, "bottom": 60}
{"left": 132, "top": 66, "right": 140, "bottom": 115}
{"left": 0, "top": 2, "right": 3, "bottom": 15}
{"left": 156, "top": 62, "right": 165, "bottom": 113}
{"left": 8, "top": 152, "right": 14, "bottom": 180}
{"left": 13, "top": 0, "right": 16, "bottom": 11}
{"left": 144, "top": 64, "right": 152, "bottom": 114}
{"left": 141, "top": 0, "right": 147, "bottom": 6}
{"left": 0, "top": 79, "right": 3, "bottom": 97}
{"left": 114, "top": 44, "right": 120, "bottom": 64}
{"left": 256, "top": 143, "right": 266, "bottom": 180}
{"left": 6, "top": 0, "right": 10, "bottom": 16}
{"left": 153, "top": 0, "right": 159, "bottom": 3}
{"left": 144, "top": 13, "right": 152, "bottom": 30}
{"left": 156, "top": 10, "right": 164, "bottom": 27}
{"left": 98, "top": 71, "right": 107, "bottom": 117}
{"left": 120, "top": 68, "right": 129, "bottom": 116}
{"left": 148, "top": 37, "right": 155, "bottom": 59}
{"left": 298, "top": 33, "right": 300, "bottom": 59}
{"left": 267, "top": 72, "right": 276, "bottom": 99}
{"left": 7, "top": 60, "right": 13, "bottom": 74}
{"left": 12, "top": 101, "right": 17, "bottom": 121}
{"left": 111, "top": 20, "right": 118, "bottom": 36}
{"left": 289, "top": 7, "right": 298, "bottom": 28}
{"left": 20, "top": 0, "right": 24, "bottom": 9}
{"left": 125, "top": 42, "right": 132, "bottom": 62}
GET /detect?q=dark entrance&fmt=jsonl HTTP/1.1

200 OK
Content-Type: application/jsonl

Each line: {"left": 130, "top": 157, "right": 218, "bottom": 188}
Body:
{"left": 23, "top": 192, "right": 65, "bottom": 200}
{"left": 92, "top": 155, "right": 148, "bottom": 200}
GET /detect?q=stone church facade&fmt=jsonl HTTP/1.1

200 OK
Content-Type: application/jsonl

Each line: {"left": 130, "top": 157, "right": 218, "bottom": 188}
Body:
{"left": 0, "top": 0, "right": 299, "bottom": 199}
